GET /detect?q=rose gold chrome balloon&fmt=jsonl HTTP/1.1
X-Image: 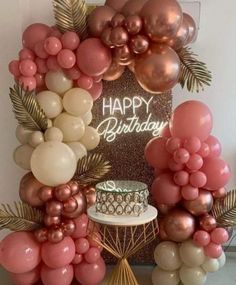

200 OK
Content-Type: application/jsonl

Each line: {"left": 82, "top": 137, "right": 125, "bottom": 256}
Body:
{"left": 54, "top": 184, "right": 72, "bottom": 202}
{"left": 110, "top": 27, "right": 129, "bottom": 47}
{"left": 212, "top": 187, "right": 227, "bottom": 199}
{"left": 130, "top": 35, "right": 149, "bottom": 54}
{"left": 46, "top": 201, "right": 63, "bottom": 216}
{"left": 48, "top": 228, "right": 64, "bottom": 243}
{"left": 105, "top": 0, "right": 129, "bottom": 12}
{"left": 111, "top": 14, "right": 125, "bottom": 28}
{"left": 62, "top": 192, "right": 87, "bottom": 219}
{"left": 184, "top": 13, "right": 197, "bottom": 44}
{"left": 34, "top": 228, "right": 48, "bottom": 243}
{"left": 101, "top": 27, "right": 114, "bottom": 48}
{"left": 125, "top": 15, "right": 143, "bottom": 35}
{"left": 157, "top": 203, "right": 174, "bottom": 215}
{"left": 114, "top": 45, "right": 133, "bottom": 65}
{"left": 63, "top": 198, "right": 78, "bottom": 213}
{"left": 68, "top": 181, "right": 80, "bottom": 196}
{"left": 39, "top": 186, "right": 53, "bottom": 202}
{"left": 199, "top": 215, "right": 217, "bottom": 232}
{"left": 122, "top": 0, "right": 147, "bottom": 17}
{"left": 103, "top": 60, "right": 125, "bottom": 81}
{"left": 44, "top": 215, "right": 61, "bottom": 227}
{"left": 83, "top": 187, "right": 97, "bottom": 209}
{"left": 62, "top": 220, "right": 76, "bottom": 236}
{"left": 159, "top": 219, "right": 169, "bottom": 241}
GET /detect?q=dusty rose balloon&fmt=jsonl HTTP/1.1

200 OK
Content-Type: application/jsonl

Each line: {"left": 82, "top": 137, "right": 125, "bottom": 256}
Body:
{"left": 122, "top": 0, "right": 147, "bottom": 16}
{"left": 205, "top": 135, "right": 222, "bottom": 158}
{"left": 84, "top": 248, "right": 101, "bottom": 264}
{"left": 89, "top": 81, "right": 103, "bottom": 101}
{"left": 163, "top": 209, "right": 196, "bottom": 242}
{"left": 19, "top": 172, "right": 44, "bottom": 207}
{"left": 130, "top": 35, "right": 149, "bottom": 54}
{"left": 141, "top": 0, "right": 183, "bottom": 43}
{"left": 103, "top": 60, "right": 125, "bottom": 81}
{"left": 198, "top": 142, "right": 210, "bottom": 158}
{"left": 184, "top": 137, "right": 201, "bottom": 154}
{"left": 135, "top": 44, "right": 181, "bottom": 93}
{"left": 211, "top": 228, "right": 229, "bottom": 245}
{"left": 41, "top": 264, "right": 74, "bottom": 285}
{"left": 54, "top": 184, "right": 72, "bottom": 202}
{"left": 173, "top": 148, "right": 190, "bottom": 164}
{"left": 170, "top": 100, "right": 213, "bottom": 141}
{"left": 168, "top": 159, "right": 184, "bottom": 172}
{"left": 10, "top": 266, "right": 40, "bottom": 285}
{"left": 76, "top": 38, "right": 112, "bottom": 76}
{"left": 72, "top": 214, "right": 89, "bottom": 239}
{"left": 62, "top": 191, "right": 87, "bottom": 219}
{"left": 183, "top": 189, "right": 213, "bottom": 216}
{"left": 189, "top": 171, "right": 207, "bottom": 188}
{"left": 105, "top": 0, "right": 128, "bottom": 11}
{"left": 193, "top": 230, "right": 211, "bottom": 247}
{"left": 34, "top": 228, "right": 48, "bottom": 243}
{"left": 88, "top": 6, "right": 116, "bottom": 37}
{"left": 110, "top": 27, "right": 129, "bottom": 47}
{"left": 160, "top": 124, "right": 171, "bottom": 138}
{"left": 201, "top": 158, "right": 231, "bottom": 190}
{"left": 83, "top": 187, "right": 97, "bottom": 209}
{"left": 186, "top": 154, "right": 203, "bottom": 171}
{"left": 125, "top": 15, "right": 143, "bottom": 35}
{"left": 165, "top": 137, "right": 182, "bottom": 154}
{"left": 181, "top": 185, "right": 199, "bottom": 201}
{"left": 184, "top": 13, "right": 197, "bottom": 44}
{"left": 174, "top": 171, "right": 189, "bottom": 186}
{"left": 114, "top": 45, "right": 132, "bottom": 65}
{"left": 200, "top": 215, "right": 217, "bottom": 232}
{"left": 204, "top": 243, "right": 222, "bottom": 259}
{"left": 212, "top": 187, "right": 227, "bottom": 199}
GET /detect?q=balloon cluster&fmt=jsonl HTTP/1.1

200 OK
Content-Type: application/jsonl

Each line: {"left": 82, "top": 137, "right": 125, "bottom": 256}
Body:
{"left": 88, "top": 0, "right": 197, "bottom": 93}
{"left": 0, "top": 215, "right": 106, "bottom": 285}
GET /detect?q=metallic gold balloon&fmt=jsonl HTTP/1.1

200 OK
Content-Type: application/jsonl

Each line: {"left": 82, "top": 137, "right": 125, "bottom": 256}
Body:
{"left": 19, "top": 172, "right": 44, "bottom": 207}
{"left": 83, "top": 187, "right": 96, "bottom": 209}
{"left": 110, "top": 27, "right": 129, "bottom": 47}
{"left": 88, "top": 6, "right": 116, "bottom": 37}
{"left": 163, "top": 208, "right": 196, "bottom": 242}
{"left": 105, "top": 0, "right": 129, "bottom": 12}
{"left": 62, "top": 191, "right": 87, "bottom": 219}
{"left": 130, "top": 34, "right": 149, "bottom": 54}
{"left": 125, "top": 15, "right": 143, "bottom": 35}
{"left": 114, "top": 45, "right": 133, "bottom": 65}
{"left": 184, "top": 13, "right": 197, "bottom": 44}
{"left": 141, "top": 0, "right": 183, "bottom": 43}
{"left": 135, "top": 44, "right": 181, "bottom": 93}
{"left": 183, "top": 190, "right": 214, "bottom": 216}
{"left": 157, "top": 203, "right": 175, "bottom": 215}
{"left": 199, "top": 215, "right": 217, "bottom": 232}
{"left": 122, "top": 0, "right": 147, "bottom": 17}
{"left": 101, "top": 27, "right": 114, "bottom": 48}
{"left": 103, "top": 60, "right": 125, "bottom": 81}
{"left": 111, "top": 13, "right": 125, "bottom": 28}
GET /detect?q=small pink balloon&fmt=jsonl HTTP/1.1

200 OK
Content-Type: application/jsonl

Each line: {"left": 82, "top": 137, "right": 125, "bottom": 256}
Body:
{"left": 72, "top": 253, "right": 83, "bottom": 265}
{"left": 74, "top": 258, "right": 106, "bottom": 285}
{"left": 9, "top": 60, "right": 21, "bottom": 77}
{"left": 151, "top": 173, "right": 181, "bottom": 205}
{"left": 19, "top": 76, "right": 36, "bottom": 91}
{"left": 88, "top": 81, "right": 103, "bottom": 101}
{"left": 64, "top": 66, "right": 81, "bottom": 80}
{"left": 204, "top": 242, "right": 222, "bottom": 259}
{"left": 34, "top": 41, "right": 49, "bottom": 59}
{"left": 41, "top": 264, "right": 74, "bottom": 285}
{"left": 145, "top": 137, "right": 171, "bottom": 169}
{"left": 72, "top": 214, "right": 89, "bottom": 239}
{"left": 205, "top": 135, "right": 222, "bottom": 158}
{"left": 50, "top": 26, "right": 62, "bottom": 39}
{"left": 77, "top": 74, "right": 94, "bottom": 90}
{"left": 211, "top": 228, "right": 229, "bottom": 245}
{"left": 0, "top": 232, "right": 41, "bottom": 274}
{"left": 173, "top": 148, "right": 190, "bottom": 164}
{"left": 19, "top": 48, "right": 35, "bottom": 60}
{"left": 174, "top": 170, "right": 189, "bottom": 186}
{"left": 10, "top": 266, "right": 40, "bottom": 285}
{"left": 44, "top": 36, "right": 62, "bottom": 55}
{"left": 35, "top": 73, "right": 45, "bottom": 88}
{"left": 47, "top": 56, "right": 61, "bottom": 71}
{"left": 84, "top": 247, "right": 101, "bottom": 264}
{"left": 181, "top": 185, "right": 199, "bottom": 201}
{"left": 75, "top": 238, "right": 90, "bottom": 254}
{"left": 41, "top": 237, "right": 75, "bottom": 269}
{"left": 183, "top": 137, "right": 201, "bottom": 153}
{"left": 190, "top": 171, "right": 207, "bottom": 188}
{"left": 193, "top": 230, "right": 210, "bottom": 247}
{"left": 57, "top": 49, "right": 76, "bottom": 69}
{"left": 35, "top": 58, "right": 48, "bottom": 74}
{"left": 76, "top": 38, "right": 112, "bottom": 77}
{"left": 160, "top": 124, "right": 171, "bottom": 138}
{"left": 201, "top": 158, "right": 231, "bottom": 190}
{"left": 186, "top": 154, "right": 203, "bottom": 170}
{"left": 165, "top": 137, "right": 182, "bottom": 154}
{"left": 22, "top": 23, "right": 51, "bottom": 50}
{"left": 87, "top": 232, "right": 102, "bottom": 248}
{"left": 19, "top": 59, "right": 37, "bottom": 77}
{"left": 168, "top": 159, "right": 184, "bottom": 172}
{"left": 93, "top": 75, "right": 103, "bottom": 83}
{"left": 61, "top": 31, "right": 80, "bottom": 50}
{"left": 198, "top": 142, "right": 210, "bottom": 158}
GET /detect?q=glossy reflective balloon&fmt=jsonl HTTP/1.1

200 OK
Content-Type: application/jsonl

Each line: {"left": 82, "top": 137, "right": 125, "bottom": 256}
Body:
{"left": 83, "top": 187, "right": 96, "bottom": 209}
{"left": 72, "top": 214, "right": 89, "bottom": 239}
{"left": 103, "top": 60, "right": 125, "bottom": 81}
{"left": 184, "top": 13, "right": 197, "bottom": 44}
{"left": 180, "top": 265, "right": 207, "bottom": 285}
{"left": 62, "top": 191, "right": 87, "bottom": 219}
{"left": 152, "top": 267, "right": 180, "bottom": 285}
{"left": 130, "top": 35, "right": 149, "bottom": 54}
{"left": 105, "top": 0, "right": 128, "bottom": 12}
{"left": 10, "top": 266, "right": 40, "bottom": 285}
{"left": 122, "top": 0, "right": 147, "bottom": 16}
{"left": 205, "top": 135, "right": 222, "bottom": 158}
{"left": 41, "top": 264, "right": 74, "bottom": 285}
{"left": 179, "top": 239, "right": 205, "bottom": 267}
{"left": 199, "top": 215, "right": 217, "bottom": 232}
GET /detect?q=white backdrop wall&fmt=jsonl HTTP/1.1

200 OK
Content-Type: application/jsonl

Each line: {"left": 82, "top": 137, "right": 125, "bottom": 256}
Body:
{"left": 0, "top": 0, "right": 236, "bottom": 242}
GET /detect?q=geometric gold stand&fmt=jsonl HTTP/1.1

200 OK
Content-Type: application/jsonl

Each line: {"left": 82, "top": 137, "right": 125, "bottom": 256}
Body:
{"left": 87, "top": 205, "right": 158, "bottom": 285}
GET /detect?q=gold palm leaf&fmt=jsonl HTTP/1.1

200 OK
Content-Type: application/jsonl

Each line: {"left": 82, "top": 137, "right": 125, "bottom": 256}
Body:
{"left": 178, "top": 46, "right": 212, "bottom": 92}
{"left": 0, "top": 202, "right": 43, "bottom": 232}
{"left": 52, "top": 0, "right": 88, "bottom": 39}
{"left": 74, "top": 153, "right": 111, "bottom": 187}
{"left": 211, "top": 190, "right": 236, "bottom": 227}
{"left": 9, "top": 84, "right": 48, "bottom": 131}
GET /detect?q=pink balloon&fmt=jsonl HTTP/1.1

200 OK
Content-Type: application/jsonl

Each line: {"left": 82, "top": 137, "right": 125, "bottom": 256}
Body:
{"left": 41, "top": 264, "right": 73, "bottom": 285}
{"left": 87, "top": 232, "right": 102, "bottom": 248}
{"left": 0, "top": 232, "right": 41, "bottom": 274}
{"left": 186, "top": 154, "right": 203, "bottom": 171}
{"left": 19, "top": 48, "right": 35, "bottom": 61}
{"left": 168, "top": 158, "right": 184, "bottom": 172}
{"left": 34, "top": 41, "right": 49, "bottom": 59}
{"left": 47, "top": 56, "right": 61, "bottom": 71}
{"left": 64, "top": 66, "right": 81, "bottom": 80}
{"left": 74, "top": 258, "right": 106, "bottom": 285}
{"left": 9, "top": 266, "right": 40, "bottom": 285}
{"left": 22, "top": 23, "right": 51, "bottom": 50}
{"left": 35, "top": 73, "right": 45, "bottom": 88}
{"left": 151, "top": 173, "right": 181, "bottom": 205}
{"left": 145, "top": 137, "right": 171, "bottom": 169}
{"left": 183, "top": 137, "right": 201, "bottom": 154}
{"left": 84, "top": 247, "right": 101, "bottom": 264}
{"left": 173, "top": 148, "right": 190, "bottom": 164}
{"left": 19, "top": 59, "right": 37, "bottom": 77}
{"left": 170, "top": 100, "right": 213, "bottom": 141}
{"left": 57, "top": 49, "right": 76, "bottom": 69}
{"left": 181, "top": 185, "right": 199, "bottom": 201}
{"left": 193, "top": 230, "right": 210, "bottom": 247}
{"left": 44, "top": 36, "right": 62, "bottom": 56}
{"left": 160, "top": 124, "right": 171, "bottom": 138}
{"left": 35, "top": 58, "right": 48, "bottom": 74}
{"left": 61, "top": 31, "right": 80, "bottom": 50}
{"left": 76, "top": 38, "right": 112, "bottom": 76}
{"left": 72, "top": 253, "right": 83, "bottom": 265}
{"left": 204, "top": 242, "right": 222, "bottom": 259}
{"left": 189, "top": 171, "right": 207, "bottom": 188}
{"left": 9, "top": 60, "right": 21, "bottom": 77}
{"left": 88, "top": 81, "right": 103, "bottom": 101}
{"left": 201, "top": 158, "right": 231, "bottom": 190}
{"left": 165, "top": 137, "right": 182, "bottom": 154}
{"left": 174, "top": 170, "right": 189, "bottom": 186}
{"left": 198, "top": 142, "right": 210, "bottom": 158}
{"left": 205, "top": 135, "right": 222, "bottom": 158}
{"left": 75, "top": 238, "right": 90, "bottom": 254}
{"left": 77, "top": 74, "right": 94, "bottom": 90}
{"left": 72, "top": 214, "right": 89, "bottom": 239}
{"left": 211, "top": 228, "right": 229, "bottom": 245}
{"left": 41, "top": 237, "right": 75, "bottom": 269}
{"left": 19, "top": 76, "right": 36, "bottom": 91}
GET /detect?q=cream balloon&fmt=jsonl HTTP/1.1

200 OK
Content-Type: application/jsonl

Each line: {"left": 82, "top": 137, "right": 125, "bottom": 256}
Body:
{"left": 82, "top": 111, "right": 93, "bottom": 125}
{"left": 67, "top": 142, "right": 87, "bottom": 161}
{"left": 31, "top": 141, "right": 77, "bottom": 187}
{"left": 45, "top": 71, "right": 73, "bottom": 95}
{"left": 63, "top": 88, "right": 93, "bottom": 116}
{"left": 29, "top": 131, "right": 44, "bottom": 147}
{"left": 179, "top": 240, "right": 205, "bottom": 267}
{"left": 217, "top": 251, "right": 226, "bottom": 268}
{"left": 152, "top": 267, "right": 180, "bottom": 285}
{"left": 15, "top": 125, "right": 32, "bottom": 144}
{"left": 80, "top": 126, "right": 100, "bottom": 150}
{"left": 14, "top": 144, "right": 34, "bottom": 170}
{"left": 180, "top": 266, "right": 207, "bottom": 285}
{"left": 54, "top": 112, "right": 85, "bottom": 142}
{"left": 154, "top": 241, "right": 182, "bottom": 271}
{"left": 44, "top": 127, "right": 63, "bottom": 142}
{"left": 202, "top": 257, "right": 220, "bottom": 273}
{"left": 47, "top": 119, "right": 53, "bottom": 128}
{"left": 37, "top": 91, "right": 63, "bottom": 119}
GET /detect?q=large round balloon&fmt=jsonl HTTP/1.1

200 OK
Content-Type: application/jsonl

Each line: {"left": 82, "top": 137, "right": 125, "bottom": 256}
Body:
{"left": 105, "top": 0, "right": 129, "bottom": 12}
{"left": 103, "top": 60, "right": 125, "bottom": 81}
{"left": 41, "top": 264, "right": 74, "bottom": 285}
{"left": 170, "top": 100, "right": 213, "bottom": 141}
{"left": 205, "top": 135, "right": 222, "bottom": 158}
{"left": 10, "top": 267, "right": 40, "bottom": 285}
{"left": 122, "top": 0, "right": 147, "bottom": 16}
{"left": 135, "top": 44, "right": 181, "bottom": 93}
{"left": 141, "top": 0, "right": 183, "bottom": 42}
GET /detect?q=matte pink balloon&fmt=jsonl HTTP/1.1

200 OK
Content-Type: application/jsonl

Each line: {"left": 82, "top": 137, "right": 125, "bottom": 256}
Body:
{"left": 9, "top": 60, "right": 21, "bottom": 76}
{"left": 201, "top": 158, "right": 231, "bottom": 190}
{"left": 19, "top": 76, "right": 37, "bottom": 91}
{"left": 205, "top": 135, "right": 222, "bottom": 158}
{"left": 35, "top": 73, "right": 45, "bottom": 88}
{"left": 168, "top": 159, "right": 184, "bottom": 172}
{"left": 0, "top": 232, "right": 41, "bottom": 274}
{"left": 44, "top": 37, "right": 62, "bottom": 55}
{"left": 64, "top": 66, "right": 81, "bottom": 80}
{"left": 198, "top": 142, "right": 210, "bottom": 158}
{"left": 151, "top": 173, "right": 181, "bottom": 205}
{"left": 174, "top": 170, "right": 189, "bottom": 186}
{"left": 57, "top": 49, "right": 76, "bottom": 69}
{"left": 34, "top": 41, "right": 49, "bottom": 59}
{"left": 84, "top": 247, "right": 101, "bottom": 264}
{"left": 41, "top": 264, "right": 74, "bottom": 285}
{"left": 186, "top": 154, "right": 203, "bottom": 170}
{"left": 145, "top": 137, "right": 171, "bottom": 169}
{"left": 77, "top": 74, "right": 94, "bottom": 90}
{"left": 173, "top": 148, "right": 190, "bottom": 164}
{"left": 75, "top": 238, "right": 90, "bottom": 254}
{"left": 165, "top": 137, "right": 182, "bottom": 154}
{"left": 19, "top": 59, "right": 37, "bottom": 77}
{"left": 35, "top": 58, "right": 48, "bottom": 74}
{"left": 74, "top": 258, "right": 106, "bottom": 285}
{"left": 22, "top": 23, "right": 51, "bottom": 50}
{"left": 76, "top": 38, "right": 112, "bottom": 76}
{"left": 19, "top": 48, "right": 35, "bottom": 61}
{"left": 10, "top": 266, "right": 40, "bottom": 285}
{"left": 211, "top": 228, "right": 229, "bottom": 245}
{"left": 170, "top": 100, "right": 213, "bottom": 141}
{"left": 72, "top": 253, "right": 83, "bottom": 265}
{"left": 204, "top": 242, "right": 222, "bottom": 259}
{"left": 72, "top": 214, "right": 89, "bottom": 239}
{"left": 189, "top": 171, "right": 207, "bottom": 188}
{"left": 193, "top": 230, "right": 210, "bottom": 247}
{"left": 160, "top": 124, "right": 171, "bottom": 138}
{"left": 61, "top": 31, "right": 80, "bottom": 50}
{"left": 88, "top": 81, "right": 103, "bottom": 101}
{"left": 181, "top": 185, "right": 199, "bottom": 201}
{"left": 183, "top": 137, "right": 201, "bottom": 153}
{"left": 41, "top": 237, "right": 75, "bottom": 269}
{"left": 47, "top": 56, "right": 61, "bottom": 71}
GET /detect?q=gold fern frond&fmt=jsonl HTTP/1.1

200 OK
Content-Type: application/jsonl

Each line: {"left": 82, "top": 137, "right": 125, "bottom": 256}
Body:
{"left": 52, "top": 0, "right": 88, "bottom": 39}
{"left": 178, "top": 46, "right": 212, "bottom": 92}
{"left": 0, "top": 202, "right": 43, "bottom": 232}
{"left": 9, "top": 84, "right": 48, "bottom": 131}
{"left": 74, "top": 153, "right": 111, "bottom": 187}
{"left": 211, "top": 190, "right": 236, "bottom": 227}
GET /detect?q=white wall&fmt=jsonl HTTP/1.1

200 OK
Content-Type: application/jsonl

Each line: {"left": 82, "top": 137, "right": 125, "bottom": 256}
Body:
{"left": 0, "top": 0, "right": 235, "bottom": 242}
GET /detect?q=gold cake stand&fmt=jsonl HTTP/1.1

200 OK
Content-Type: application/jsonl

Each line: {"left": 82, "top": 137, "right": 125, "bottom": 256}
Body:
{"left": 87, "top": 205, "right": 158, "bottom": 285}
